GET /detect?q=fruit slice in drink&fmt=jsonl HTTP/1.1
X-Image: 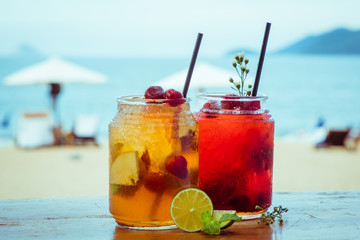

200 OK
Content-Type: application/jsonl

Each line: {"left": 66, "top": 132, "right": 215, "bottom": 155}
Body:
{"left": 170, "top": 188, "right": 213, "bottom": 232}
{"left": 110, "top": 151, "right": 141, "bottom": 186}
{"left": 213, "top": 210, "right": 236, "bottom": 229}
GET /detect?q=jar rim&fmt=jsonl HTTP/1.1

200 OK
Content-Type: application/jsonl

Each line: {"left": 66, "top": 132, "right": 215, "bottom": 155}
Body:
{"left": 117, "top": 95, "right": 191, "bottom": 104}
{"left": 197, "top": 93, "right": 269, "bottom": 115}
{"left": 197, "top": 93, "right": 268, "bottom": 101}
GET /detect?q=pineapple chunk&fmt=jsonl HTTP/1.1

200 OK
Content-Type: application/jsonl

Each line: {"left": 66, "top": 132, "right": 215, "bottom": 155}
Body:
{"left": 110, "top": 151, "right": 140, "bottom": 186}
{"left": 178, "top": 125, "right": 191, "bottom": 138}
{"left": 178, "top": 122, "right": 197, "bottom": 138}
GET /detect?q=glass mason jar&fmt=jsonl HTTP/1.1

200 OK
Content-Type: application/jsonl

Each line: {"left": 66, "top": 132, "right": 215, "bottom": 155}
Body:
{"left": 108, "top": 96, "right": 198, "bottom": 229}
{"left": 195, "top": 93, "right": 274, "bottom": 219}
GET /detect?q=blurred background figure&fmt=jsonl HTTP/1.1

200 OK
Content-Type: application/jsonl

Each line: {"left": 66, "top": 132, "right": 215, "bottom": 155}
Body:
{"left": 313, "top": 117, "right": 327, "bottom": 146}
{"left": 3, "top": 57, "right": 107, "bottom": 146}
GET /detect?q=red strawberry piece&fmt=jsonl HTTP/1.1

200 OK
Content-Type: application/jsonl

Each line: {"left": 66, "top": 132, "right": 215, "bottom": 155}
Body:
{"left": 144, "top": 86, "right": 165, "bottom": 99}
{"left": 165, "top": 155, "right": 188, "bottom": 179}
{"left": 221, "top": 94, "right": 241, "bottom": 109}
{"left": 144, "top": 173, "right": 166, "bottom": 192}
{"left": 237, "top": 101, "right": 261, "bottom": 111}
{"left": 164, "top": 89, "right": 186, "bottom": 107}
{"left": 200, "top": 101, "right": 220, "bottom": 118}
{"left": 221, "top": 94, "right": 261, "bottom": 111}
{"left": 202, "top": 100, "right": 220, "bottom": 111}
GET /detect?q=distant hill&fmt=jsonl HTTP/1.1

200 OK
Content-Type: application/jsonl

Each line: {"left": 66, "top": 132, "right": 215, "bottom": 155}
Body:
{"left": 278, "top": 28, "right": 360, "bottom": 54}
{"left": 16, "top": 44, "right": 43, "bottom": 57}
{"left": 1, "top": 43, "right": 44, "bottom": 58}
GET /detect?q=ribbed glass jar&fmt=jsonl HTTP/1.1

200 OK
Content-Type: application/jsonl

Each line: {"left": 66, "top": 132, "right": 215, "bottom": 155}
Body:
{"left": 108, "top": 96, "right": 198, "bottom": 229}
{"left": 196, "top": 93, "right": 274, "bottom": 219}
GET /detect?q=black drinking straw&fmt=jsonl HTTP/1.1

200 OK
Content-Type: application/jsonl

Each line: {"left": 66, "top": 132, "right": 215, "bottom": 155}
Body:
{"left": 182, "top": 33, "right": 203, "bottom": 98}
{"left": 252, "top": 22, "right": 271, "bottom": 96}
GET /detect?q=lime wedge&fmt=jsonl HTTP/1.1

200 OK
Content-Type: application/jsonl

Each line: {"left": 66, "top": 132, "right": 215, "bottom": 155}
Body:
{"left": 213, "top": 210, "right": 237, "bottom": 229}
{"left": 170, "top": 188, "right": 213, "bottom": 232}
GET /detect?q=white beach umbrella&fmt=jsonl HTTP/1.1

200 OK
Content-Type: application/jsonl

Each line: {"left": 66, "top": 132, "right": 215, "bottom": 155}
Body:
{"left": 155, "top": 62, "right": 233, "bottom": 90}
{"left": 4, "top": 56, "right": 107, "bottom": 85}
{"left": 3, "top": 57, "right": 107, "bottom": 128}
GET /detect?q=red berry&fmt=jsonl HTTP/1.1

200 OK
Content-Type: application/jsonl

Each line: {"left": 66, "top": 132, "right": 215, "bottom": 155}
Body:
{"left": 221, "top": 94, "right": 261, "bottom": 111}
{"left": 238, "top": 101, "right": 261, "bottom": 111}
{"left": 164, "top": 89, "right": 183, "bottom": 99}
{"left": 165, "top": 155, "right": 188, "bottom": 179}
{"left": 221, "top": 94, "right": 241, "bottom": 109}
{"left": 144, "top": 86, "right": 165, "bottom": 99}
{"left": 202, "top": 100, "right": 220, "bottom": 111}
{"left": 164, "top": 89, "right": 186, "bottom": 107}
{"left": 201, "top": 101, "right": 220, "bottom": 118}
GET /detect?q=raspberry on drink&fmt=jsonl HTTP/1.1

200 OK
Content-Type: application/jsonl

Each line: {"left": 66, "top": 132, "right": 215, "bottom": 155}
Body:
{"left": 221, "top": 94, "right": 241, "bottom": 110}
{"left": 164, "top": 89, "right": 186, "bottom": 107}
{"left": 200, "top": 101, "right": 220, "bottom": 118}
{"left": 144, "top": 86, "right": 165, "bottom": 99}
{"left": 221, "top": 94, "right": 261, "bottom": 111}
{"left": 164, "top": 89, "right": 183, "bottom": 99}
{"left": 202, "top": 101, "right": 220, "bottom": 111}
{"left": 236, "top": 101, "right": 261, "bottom": 111}
{"left": 165, "top": 155, "right": 188, "bottom": 179}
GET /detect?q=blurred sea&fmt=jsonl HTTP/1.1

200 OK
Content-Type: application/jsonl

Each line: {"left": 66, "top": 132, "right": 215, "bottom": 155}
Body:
{"left": 1, "top": 54, "right": 360, "bottom": 143}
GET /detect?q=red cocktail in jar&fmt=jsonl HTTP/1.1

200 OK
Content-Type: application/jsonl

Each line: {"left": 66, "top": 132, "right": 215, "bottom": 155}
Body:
{"left": 196, "top": 94, "right": 274, "bottom": 218}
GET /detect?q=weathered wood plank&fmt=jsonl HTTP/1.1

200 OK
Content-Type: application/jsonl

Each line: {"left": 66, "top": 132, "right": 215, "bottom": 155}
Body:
{"left": 0, "top": 191, "right": 359, "bottom": 239}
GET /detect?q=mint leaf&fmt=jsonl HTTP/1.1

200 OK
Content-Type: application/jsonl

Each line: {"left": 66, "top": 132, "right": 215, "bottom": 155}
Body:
{"left": 200, "top": 211, "right": 242, "bottom": 235}
{"left": 201, "top": 211, "right": 212, "bottom": 223}
{"left": 219, "top": 213, "right": 242, "bottom": 222}
{"left": 202, "top": 220, "right": 221, "bottom": 235}
{"left": 201, "top": 211, "right": 221, "bottom": 235}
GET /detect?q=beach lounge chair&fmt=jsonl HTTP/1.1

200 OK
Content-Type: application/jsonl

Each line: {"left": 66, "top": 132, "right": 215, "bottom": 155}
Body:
{"left": 16, "top": 112, "right": 55, "bottom": 148}
{"left": 72, "top": 114, "right": 99, "bottom": 146}
{"left": 316, "top": 128, "right": 350, "bottom": 148}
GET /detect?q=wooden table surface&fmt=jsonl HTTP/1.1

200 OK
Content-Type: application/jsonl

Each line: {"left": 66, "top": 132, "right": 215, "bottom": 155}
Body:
{"left": 1, "top": 191, "right": 359, "bottom": 240}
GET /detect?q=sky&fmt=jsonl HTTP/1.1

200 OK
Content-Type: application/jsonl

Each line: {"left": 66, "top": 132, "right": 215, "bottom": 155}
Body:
{"left": 1, "top": 0, "right": 360, "bottom": 57}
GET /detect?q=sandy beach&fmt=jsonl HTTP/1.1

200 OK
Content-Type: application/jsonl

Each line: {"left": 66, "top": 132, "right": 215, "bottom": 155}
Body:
{"left": 0, "top": 140, "right": 359, "bottom": 199}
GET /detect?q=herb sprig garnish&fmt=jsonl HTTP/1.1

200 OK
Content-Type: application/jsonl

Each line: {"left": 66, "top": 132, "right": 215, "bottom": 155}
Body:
{"left": 256, "top": 205, "right": 289, "bottom": 225}
{"left": 201, "top": 210, "right": 242, "bottom": 235}
{"left": 229, "top": 52, "right": 253, "bottom": 96}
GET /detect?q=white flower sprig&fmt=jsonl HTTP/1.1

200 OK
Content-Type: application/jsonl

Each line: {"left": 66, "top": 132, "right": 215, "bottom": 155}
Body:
{"left": 229, "top": 52, "right": 253, "bottom": 96}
